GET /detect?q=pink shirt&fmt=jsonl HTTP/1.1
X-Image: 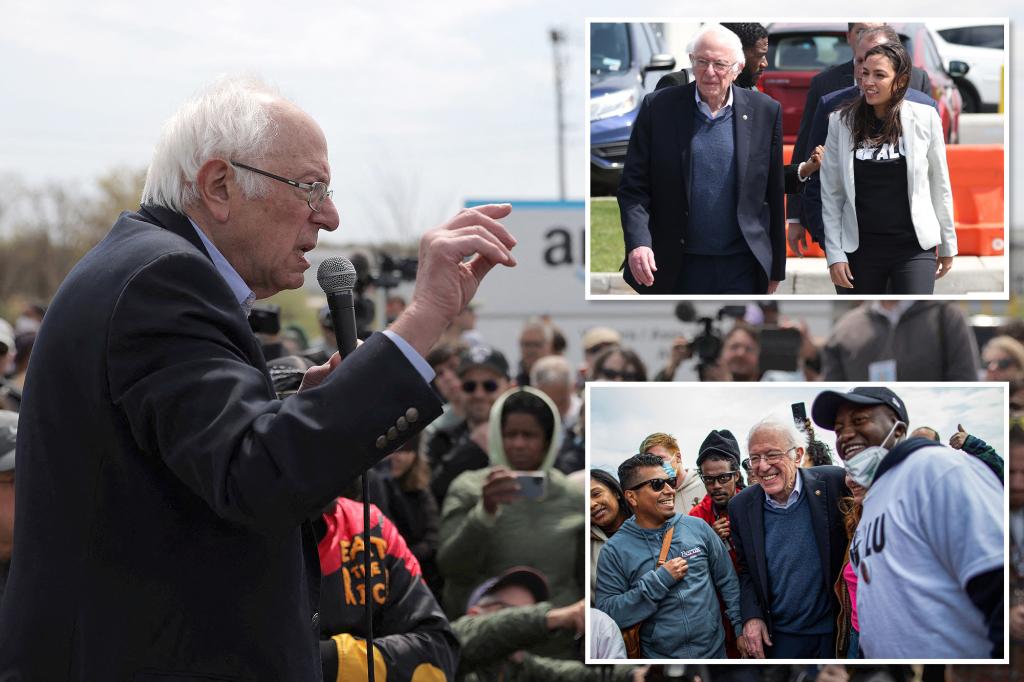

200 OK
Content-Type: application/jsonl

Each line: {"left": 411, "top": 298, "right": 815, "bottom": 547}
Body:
{"left": 843, "top": 560, "right": 859, "bottom": 631}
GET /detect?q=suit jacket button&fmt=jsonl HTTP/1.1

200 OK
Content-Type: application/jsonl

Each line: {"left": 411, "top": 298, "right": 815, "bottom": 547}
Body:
{"left": 406, "top": 408, "right": 419, "bottom": 423}
{"left": 376, "top": 436, "right": 387, "bottom": 450}
{"left": 312, "top": 612, "right": 320, "bottom": 632}
{"left": 387, "top": 427, "right": 398, "bottom": 441}
{"left": 396, "top": 417, "right": 409, "bottom": 432}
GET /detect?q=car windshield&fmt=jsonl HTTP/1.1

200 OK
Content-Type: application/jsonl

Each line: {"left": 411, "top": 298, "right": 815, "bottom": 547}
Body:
{"left": 591, "top": 23, "right": 630, "bottom": 74}
{"left": 772, "top": 34, "right": 850, "bottom": 71}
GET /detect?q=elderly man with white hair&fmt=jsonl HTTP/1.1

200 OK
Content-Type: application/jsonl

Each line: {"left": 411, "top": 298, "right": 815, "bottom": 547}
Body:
{"left": 0, "top": 77, "right": 516, "bottom": 680}
{"left": 619, "top": 23, "right": 786, "bottom": 295}
{"left": 727, "top": 414, "right": 849, "bottom": 658}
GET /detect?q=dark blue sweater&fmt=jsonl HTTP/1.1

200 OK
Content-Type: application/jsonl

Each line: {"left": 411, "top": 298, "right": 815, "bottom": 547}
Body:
{"left": 763, "top": 491, "right": 832, "bottom": 634}
{"left": 686, "top": 106, "right": 746, "bottom": 255}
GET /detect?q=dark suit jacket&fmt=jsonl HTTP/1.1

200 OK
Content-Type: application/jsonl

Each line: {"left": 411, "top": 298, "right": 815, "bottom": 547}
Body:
{"left": 800, "top": 85, "right": 938, "bottom": 243}
{"left": 727, "top": 466, "right": 849, "bottom": 638}
{"left": 788, "top": 59, "right": 933, "bottom": 221}
{"left": 617, "top": 83, "right": 786, "bottom": 294}
{"left": 0, "top": 205, "right": 443, "bottom": 680}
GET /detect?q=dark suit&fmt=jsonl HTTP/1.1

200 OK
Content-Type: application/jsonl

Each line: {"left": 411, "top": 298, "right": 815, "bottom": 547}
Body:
{"left": 618, "top": 83, "right": 785, "bottom": 294}
{"left": 800, "top": 85, "right": 938, "bottom": 243}
{"left": 0, "top": 205, "right": 443, "bottom": 680}
{"left": 727, "top": 466, "right": 849, "bottom": 650}
{"left": 788, "top": 60, "right": 933, "bottom": 222}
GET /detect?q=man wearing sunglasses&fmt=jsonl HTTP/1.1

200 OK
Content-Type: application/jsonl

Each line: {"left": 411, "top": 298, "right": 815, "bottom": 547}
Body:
{"left": 0, "top": 77, "right": 517, "bottom": 681}
{"left": 595, "top": 453, "right": 741, "bottom": 658}
{"left": 728, "top": 415, "right": 849, "bottom": 659}
{"left": 425, "top": 346, "right": 511, "bottom": 504}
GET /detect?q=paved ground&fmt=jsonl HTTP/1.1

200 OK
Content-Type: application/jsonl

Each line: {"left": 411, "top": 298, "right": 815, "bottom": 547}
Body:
{"left": 590, "top": 256, "right": 1005, "bottom": 296}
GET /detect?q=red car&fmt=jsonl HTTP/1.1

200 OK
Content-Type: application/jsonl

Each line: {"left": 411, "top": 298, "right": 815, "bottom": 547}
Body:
{"left": 762, "top": 22, "right": 962, "bottom": 144}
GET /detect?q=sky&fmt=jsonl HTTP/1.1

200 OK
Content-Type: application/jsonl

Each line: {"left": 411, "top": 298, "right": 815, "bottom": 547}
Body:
{"left": 0, "top": 2, "right": 1018, "bottom": 245}
{"left": 588, "top": 383, "right": 1007, "bottom": 474}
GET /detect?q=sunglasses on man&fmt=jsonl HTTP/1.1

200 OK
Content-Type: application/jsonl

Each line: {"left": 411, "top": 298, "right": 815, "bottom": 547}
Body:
{"left": 462, "top": 379, "right": 500, "bottom": 394}
{"left": 628, "top": 476, "right": 677, "bottom": 492}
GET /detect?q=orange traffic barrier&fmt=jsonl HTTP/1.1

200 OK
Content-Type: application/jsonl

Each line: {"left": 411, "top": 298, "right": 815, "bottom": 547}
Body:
{"left": 947, "top": 144, "right": 1004, "bottom": 256}
{"left": 781, "top": 144, "right": 1004, "bottom": 257}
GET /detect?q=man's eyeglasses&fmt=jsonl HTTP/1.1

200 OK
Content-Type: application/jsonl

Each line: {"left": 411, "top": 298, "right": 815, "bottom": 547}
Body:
{"left": 462, "top": 379, "right": 500, "bottom": 394}
{"left": 699, "top": 472, "right": 738, "bottom": 486}
{"left": 628, "top": 477, "right": 676, "bottom": 492}
{"left": 691, "top": 57, "right": 736, "bottom": 75}
{"left": 985, "top": 358, "right": 1017, "bottom": 371}
{"left": 230, "top": 161, "right": 333, "bottom": 212}
{"left": 747, "top": 446, "right": 797, "bottom": 467}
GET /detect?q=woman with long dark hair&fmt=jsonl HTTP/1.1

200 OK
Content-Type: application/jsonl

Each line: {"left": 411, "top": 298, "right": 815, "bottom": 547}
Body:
{"left": 820, "top": 41, "right": 956, "bottom": 295}
{"left": 589, "top": 469, "right": 631, "bottom": 604}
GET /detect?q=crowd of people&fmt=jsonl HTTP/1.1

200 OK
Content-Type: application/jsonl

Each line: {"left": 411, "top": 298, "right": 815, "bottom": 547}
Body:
{"left": 2, "top": 286, "right": 1022, "bottom": 679}
{"left": 591, "top": 386, "right": 1015, "bottom": 678}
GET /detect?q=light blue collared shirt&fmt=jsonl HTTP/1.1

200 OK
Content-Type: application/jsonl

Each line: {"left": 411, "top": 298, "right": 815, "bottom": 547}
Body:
{"left": 695, "top": 84, "right": 734, "bottom": 120}
{"left": 188, "top": 218, "right": 433, "bottom": 384}
{"left": 764, "top": 467, "right": 803, "bottom": 510}
{"left": 189, "top": 218, "right": 256, "bottom": 314}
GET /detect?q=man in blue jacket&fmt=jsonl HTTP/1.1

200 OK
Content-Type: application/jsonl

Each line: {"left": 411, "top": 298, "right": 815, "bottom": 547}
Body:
{"left": 595, "top": 453, "right": 742, "bottom": 658}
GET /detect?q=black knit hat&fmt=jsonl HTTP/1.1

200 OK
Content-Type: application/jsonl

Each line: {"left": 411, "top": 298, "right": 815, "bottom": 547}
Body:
{"left": 696, "top": 429, "right": 741, "bottom": 469}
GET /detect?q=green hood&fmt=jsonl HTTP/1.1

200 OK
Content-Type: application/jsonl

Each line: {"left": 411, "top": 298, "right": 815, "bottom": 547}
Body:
{"left": 485, "top": 385, "right": 562, "bottom": 472}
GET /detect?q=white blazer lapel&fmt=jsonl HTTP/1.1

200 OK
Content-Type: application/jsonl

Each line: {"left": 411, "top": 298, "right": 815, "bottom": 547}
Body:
{"left": 899, "top": 102, "right": 915, "bottom": 203}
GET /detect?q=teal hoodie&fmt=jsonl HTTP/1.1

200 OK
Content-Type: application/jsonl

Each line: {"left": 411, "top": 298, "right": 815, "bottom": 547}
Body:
{"left": 595, "top": 513, "right": 741, "bottom": 659}
{"left": 438, "top": 386, "right": 584, "bottom": 620}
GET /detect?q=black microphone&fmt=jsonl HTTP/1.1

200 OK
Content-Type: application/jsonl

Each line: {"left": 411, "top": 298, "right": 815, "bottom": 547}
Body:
{"left": 316, "top": 255, "right": 376, "bottom": 682}
{"left": 317, "top": 257, "right": 358, "bottom": 356}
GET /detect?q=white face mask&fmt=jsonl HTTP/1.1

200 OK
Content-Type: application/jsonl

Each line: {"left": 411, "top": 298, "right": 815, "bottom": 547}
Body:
{"left": 843, "top": 420, "right": 905, "bottom": 489}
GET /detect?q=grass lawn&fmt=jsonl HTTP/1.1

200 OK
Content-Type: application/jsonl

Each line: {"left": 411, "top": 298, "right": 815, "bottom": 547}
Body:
{"left": 590, "top": 198, "right": 624, "bottom": 273}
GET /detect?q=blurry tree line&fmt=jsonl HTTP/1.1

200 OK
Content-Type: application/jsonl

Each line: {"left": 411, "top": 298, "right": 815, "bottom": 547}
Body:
{"left": 0, "top": 167, "right": 147, "bottom": 312}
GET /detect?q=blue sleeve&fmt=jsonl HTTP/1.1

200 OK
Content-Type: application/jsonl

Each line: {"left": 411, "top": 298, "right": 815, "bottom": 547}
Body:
{"left": 800, "top": 98, "right": 833, "bottom": 244}
{"left": 595, "top": 541, "right": 674, "bottom": 629}
{"left": 382, "top": 329, "right": 435, "bottom": 384}
{"left": 704, "top": 523, "right": 742, "bottom": 637}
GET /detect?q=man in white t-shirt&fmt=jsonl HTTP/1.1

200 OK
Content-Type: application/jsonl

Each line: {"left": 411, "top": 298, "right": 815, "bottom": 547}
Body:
{"left": 811, "top": 386, "right": 1004, "bottom": 659}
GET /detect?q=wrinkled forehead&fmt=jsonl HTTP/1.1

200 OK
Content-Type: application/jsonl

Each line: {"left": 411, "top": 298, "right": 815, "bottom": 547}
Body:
{"left": 748, "top": 425, "right": 793, "bottom": 452}
{"left": 693, "top": 34, "right": 735, "bottom": 59}
{"left": 264, "top": 102, "right": 330, "bottom": 168}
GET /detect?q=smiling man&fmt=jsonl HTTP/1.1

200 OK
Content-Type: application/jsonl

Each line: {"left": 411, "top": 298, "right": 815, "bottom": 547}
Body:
{"left": 595, "top": 453, "right": 741, "bottom": 658}
{"left": 812, "top": 386, "right": 1004, "bottom": 659}
{"left": 728, "top": 415, "right": 848, "bottom": 659}
{"left": 618, "top": 23, "right": 785, "bottom": 295}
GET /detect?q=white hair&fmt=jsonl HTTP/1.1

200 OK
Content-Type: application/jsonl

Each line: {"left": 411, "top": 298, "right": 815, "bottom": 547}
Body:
{"left": 687, "top": 23, "right": 745, "bottom": 69}
{"left": 748, "top": 414, "right": 805, "bottom": 453}
{"left": 521, "top": 316, "right": 555, "bottom": 343}
{"left": 141, "top": 76, "right": 286, "bottom": 212}
{"left": 530, "top": 354, "right": 574, "bottom": 389}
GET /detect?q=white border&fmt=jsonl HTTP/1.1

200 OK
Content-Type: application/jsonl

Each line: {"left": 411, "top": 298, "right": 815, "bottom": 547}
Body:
{"left": 583, "top": 17, "right": 1011, "bottom": 302}
{"left": 583, "top": 380, "right": 1010, "bottom": 665}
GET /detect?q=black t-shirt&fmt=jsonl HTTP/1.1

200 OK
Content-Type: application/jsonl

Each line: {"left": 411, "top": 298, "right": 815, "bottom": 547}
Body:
{"left": 853, "top": 118, "right": 918, "bottom": 251}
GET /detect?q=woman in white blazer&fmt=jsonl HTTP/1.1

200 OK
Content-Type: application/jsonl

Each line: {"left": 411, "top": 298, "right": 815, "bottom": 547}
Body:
{"left": 819, "top": 41, "right": 956, "bottom": 295}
